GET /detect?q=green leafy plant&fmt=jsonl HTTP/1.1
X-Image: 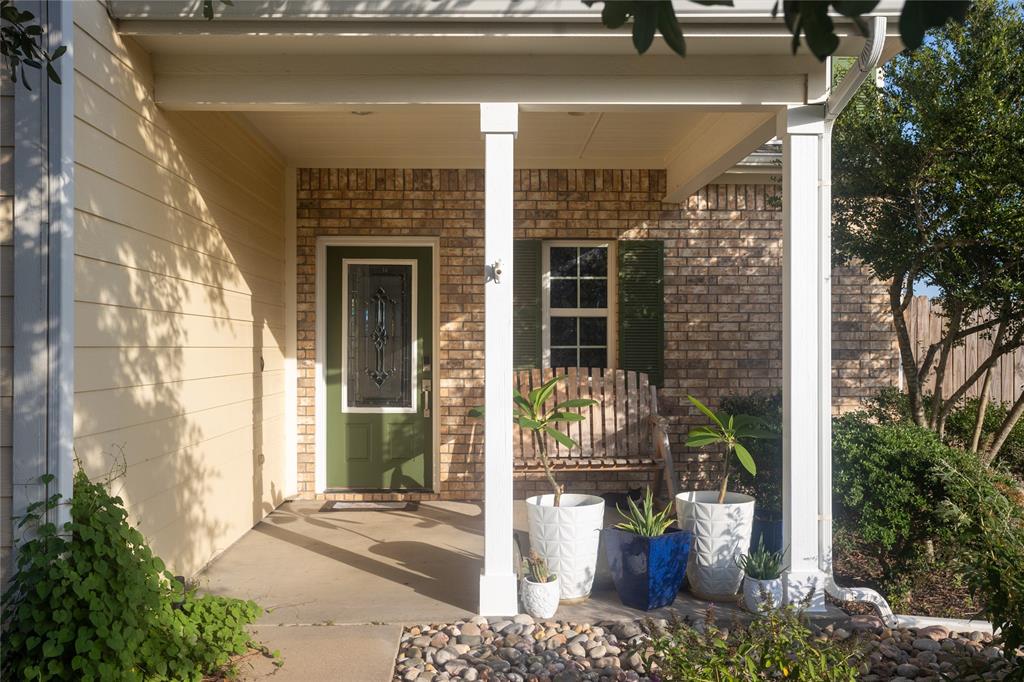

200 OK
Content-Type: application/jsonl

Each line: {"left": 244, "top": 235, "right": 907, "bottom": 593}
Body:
{"left": 1, "top": 464, "right": 265, "bottom": 681}
{"left": 586, "top": 0, "right": 969, "bottom": 61}
{"left": 831, "top": 412, "right": 979, "bottom": 602}
{"left": 0, "top": 0, "right": 65, "bottom": 87}
{"left": 470, "top": 374, "right": 597, "bottom": 506}
{"left": 685, "top": 395, "right": 777, "bottom": 504}
{"left": 939, "top": 459, "right": 1024, "bottom": 676}
{"left": 614, "top": 486, "right": 674, "bottom": 538}
{"left": 639, "top": 599, "right": 863, "bottom": 681}
{"left": 737, "top": 535, "right": 787, "bottom": 581}
{"left": 522, "top": 550, "right": 556, "bottom": 584}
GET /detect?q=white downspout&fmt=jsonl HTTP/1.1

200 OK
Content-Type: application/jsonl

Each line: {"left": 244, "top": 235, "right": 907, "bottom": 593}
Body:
{"left": 818, "top": 17, "right": 899, "bottom": 627}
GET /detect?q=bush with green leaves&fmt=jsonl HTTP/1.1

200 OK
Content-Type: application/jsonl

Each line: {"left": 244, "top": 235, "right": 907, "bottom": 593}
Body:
{"left": 831, "top": 412, "right": 989, "bottom": 606}
{"left": 864, "top": 387, "right": 1024, "bottom": 477}
{"left": 1, "top": 469, "right": 264, "bottom": 681}
{"left": 639, "top": 601, "right": 862, "bottom": 681}
{"left": 940, "top": 459, "right": 1024, "bottom": 675}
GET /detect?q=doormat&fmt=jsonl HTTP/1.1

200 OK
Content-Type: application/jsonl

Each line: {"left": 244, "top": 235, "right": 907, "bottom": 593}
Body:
{"left": 319, "top": 501, "right": 419, "bottom": 512}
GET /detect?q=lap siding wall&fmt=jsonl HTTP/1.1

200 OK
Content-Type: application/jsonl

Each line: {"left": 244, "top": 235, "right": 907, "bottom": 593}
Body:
{"left": 70, "top": 0, "right": 288, "bottom": 577}
{"left": 295, "top": 168, "right": 898, "bottom": 501}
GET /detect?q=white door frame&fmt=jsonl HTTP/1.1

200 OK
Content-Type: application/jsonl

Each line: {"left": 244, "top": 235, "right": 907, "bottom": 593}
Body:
{"left": 314, "top": 236, "right": 441, "bottom": 494}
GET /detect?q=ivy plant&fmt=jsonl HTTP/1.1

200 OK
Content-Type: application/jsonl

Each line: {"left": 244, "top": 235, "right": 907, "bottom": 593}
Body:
{"left": 1, "top": 466, "right": 269, "bottom": 681}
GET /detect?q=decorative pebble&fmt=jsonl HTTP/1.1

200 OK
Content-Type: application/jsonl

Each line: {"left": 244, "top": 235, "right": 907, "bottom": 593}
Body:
{"left": 391, "top": 617, "right": 1016, "bottom": 682}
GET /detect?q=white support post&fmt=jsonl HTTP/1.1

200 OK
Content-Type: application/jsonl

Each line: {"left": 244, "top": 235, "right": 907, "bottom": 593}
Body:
{"left": 778, "top": 105, "right": 827, "bottom": 611}
{"left": 478, "top": 102, "right": 519, "bottom": 617}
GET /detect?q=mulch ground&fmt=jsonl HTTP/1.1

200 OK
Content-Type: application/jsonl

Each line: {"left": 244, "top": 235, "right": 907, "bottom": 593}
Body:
{"left": 832, "top": 544, "right": 986, "bottom": 620}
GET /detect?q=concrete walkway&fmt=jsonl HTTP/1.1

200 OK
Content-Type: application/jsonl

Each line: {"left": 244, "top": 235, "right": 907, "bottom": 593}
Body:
{"left": 196, "top": 499, "right": 836, "bottom": 680}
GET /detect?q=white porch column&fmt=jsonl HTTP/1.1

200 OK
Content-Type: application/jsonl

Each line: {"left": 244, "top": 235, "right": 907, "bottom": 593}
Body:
{"left": 778, "top": 105, "right": 828, "bottom": 611}
{"left": 478, "top": 102, "right": 519, "bottom": 616}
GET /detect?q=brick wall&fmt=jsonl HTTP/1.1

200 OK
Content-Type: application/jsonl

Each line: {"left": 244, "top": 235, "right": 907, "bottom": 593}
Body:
{"left": 296, "top": 168, "right": 897, "bottom": 501}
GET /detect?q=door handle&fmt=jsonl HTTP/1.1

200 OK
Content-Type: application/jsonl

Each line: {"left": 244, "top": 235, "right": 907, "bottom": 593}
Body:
{"left": 421, "top": 379, "right": 432, "bottom": 418}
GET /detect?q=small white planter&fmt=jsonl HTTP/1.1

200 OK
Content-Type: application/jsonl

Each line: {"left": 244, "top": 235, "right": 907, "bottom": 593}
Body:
{"left": 743, "top": 576, "right": 784, "bottom": 613}
{"left": 520, "top": 576, "right": 560, "bottom": 619}
{"left": 526, "top": 494, "right": 605, "bottom": 601}
{"left": 675, "top": 491, "right": 755, "bottom": 600}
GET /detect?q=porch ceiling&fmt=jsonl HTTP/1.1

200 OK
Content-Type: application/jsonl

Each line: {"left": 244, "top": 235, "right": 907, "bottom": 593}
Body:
{"left": 244, "top": 105, "right": 776, "bottom": 173}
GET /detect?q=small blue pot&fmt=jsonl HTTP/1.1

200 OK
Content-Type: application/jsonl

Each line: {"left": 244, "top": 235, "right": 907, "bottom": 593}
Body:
{"left": 603, "top": 526, "right": 691, "bottom": 611}
{"left": 750, "top": 518, "right": 784, "bottom": 554}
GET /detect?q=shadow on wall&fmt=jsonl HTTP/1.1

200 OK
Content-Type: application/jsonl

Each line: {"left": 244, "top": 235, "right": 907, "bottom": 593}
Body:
{"left": 73, "top": 74, "right": 286, "bottom": 576}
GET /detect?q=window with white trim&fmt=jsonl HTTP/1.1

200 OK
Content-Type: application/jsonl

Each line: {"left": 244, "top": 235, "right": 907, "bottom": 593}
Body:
{"left": 543, "top": 241, "right": 616, "bottom": 369}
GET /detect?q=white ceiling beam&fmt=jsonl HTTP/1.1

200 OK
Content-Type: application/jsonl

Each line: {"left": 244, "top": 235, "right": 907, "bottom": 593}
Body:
{"left": 663, "top": 115, "right": 776, "bottom": 203}
{"left": 154, "top": 74, "right": 807, "bottom": 110}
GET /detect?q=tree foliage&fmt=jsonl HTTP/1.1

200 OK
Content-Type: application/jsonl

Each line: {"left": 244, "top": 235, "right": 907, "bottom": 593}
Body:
{"left": 833, "top": 0, "right": 1024, "bottom": 460}
{"left": 590, "top": 0, "right": 969, "bottom": 59}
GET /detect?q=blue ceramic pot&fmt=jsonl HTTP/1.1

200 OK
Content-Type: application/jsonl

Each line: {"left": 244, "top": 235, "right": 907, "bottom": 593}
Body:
{"left": 602, "top": 526, "right": 692, "bottom": 611}
{"left": 750, "top": 518, "right": 784, "bottom": 554}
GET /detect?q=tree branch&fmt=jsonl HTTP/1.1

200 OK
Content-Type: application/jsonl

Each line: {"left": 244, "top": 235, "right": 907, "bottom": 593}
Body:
{"left": 985, "top": 391, "right": 1024, "bottom": 466}
{"left": 890, "top": 275, "right": 926, "bottom": 426}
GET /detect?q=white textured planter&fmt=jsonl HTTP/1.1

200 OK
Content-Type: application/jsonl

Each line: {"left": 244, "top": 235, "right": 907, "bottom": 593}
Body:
{"left": 526, "top": 494, "right": 605, "bottom": 601}
{"left": 743, "top": 576, "right": 784, "bottom": 613}
{"left": 675, "top": 491, "right": 755, "bottom": 600}
{"left": 520, "top": 576, "right": 560, "bottom": 619}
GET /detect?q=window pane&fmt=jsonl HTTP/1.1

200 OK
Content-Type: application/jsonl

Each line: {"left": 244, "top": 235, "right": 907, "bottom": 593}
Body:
{"left": 579, "top": 317, "right": 608, "bottom": 346}
{"left": 550, "top": 316, "right": 577, "bottom": 346}
{"left": 550, "top": 279, "right": 577, "bottom": 308}
{"left": 550, "top": 247, "right": 578, "bottom": 278}
{"left": 578, "top": 247, "right": 608, "bottom": 277}
{"left": 579, "top": 347, "right": 607, "bottom": 368}
{"left": 550, "top": 348, "right": 577, "bottom": 369}
{"left": 579, "top": 279, "right": 607, "bottom": 308}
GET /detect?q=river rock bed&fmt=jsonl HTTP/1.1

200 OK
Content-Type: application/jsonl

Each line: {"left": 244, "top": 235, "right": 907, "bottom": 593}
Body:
{"left": 392, "top": 614, "right": 1017, "bottom": 681}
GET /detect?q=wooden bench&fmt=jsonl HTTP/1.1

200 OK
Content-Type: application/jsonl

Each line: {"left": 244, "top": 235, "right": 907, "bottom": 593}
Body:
{"left": 512, "top": 368, "right": 678, "bottom": 499}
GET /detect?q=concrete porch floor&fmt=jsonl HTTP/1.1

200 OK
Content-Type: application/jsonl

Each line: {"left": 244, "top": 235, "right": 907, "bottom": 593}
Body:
{"left": 197, "top": 499, "right": 841, "bottom": 680}
{"left": 198, "top": 499, "right": 763, "bottom": 627}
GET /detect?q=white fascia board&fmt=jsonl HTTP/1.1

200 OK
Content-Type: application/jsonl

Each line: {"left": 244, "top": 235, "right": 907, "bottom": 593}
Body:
{"left": 155, "top": 74, "right": 808, "bottom": 110}
{"left": 109, "top": 0, "right": 904, "bottom": 22}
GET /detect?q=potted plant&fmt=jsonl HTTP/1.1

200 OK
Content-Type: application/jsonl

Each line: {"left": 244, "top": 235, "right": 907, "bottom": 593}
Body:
{"left": 602, "top": 487, "right": 692, "bottom": 611}
{"left": 737, "top": 536, "right": 787, "bottom": 613}
{"left": 676, "top": 395, "right": 776, "bottom": 600}
{"left": 471, "top": 375, "right": 602, "bottom": 602}
{"left": 520, "top": 550, "right": 560, "bottom": 619}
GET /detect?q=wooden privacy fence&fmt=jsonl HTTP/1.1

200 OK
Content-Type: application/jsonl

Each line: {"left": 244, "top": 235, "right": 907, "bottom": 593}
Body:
{"left": 905, "top": 296, "right": 1024, "bottom": 404}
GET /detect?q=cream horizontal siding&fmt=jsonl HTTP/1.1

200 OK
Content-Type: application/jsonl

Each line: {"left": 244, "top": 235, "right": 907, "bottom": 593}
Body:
{"left": 1, "top": 66, "right": 12, "bottom": 586}
{"left": 73, "top": 0, "right": 287, "bottom": 577}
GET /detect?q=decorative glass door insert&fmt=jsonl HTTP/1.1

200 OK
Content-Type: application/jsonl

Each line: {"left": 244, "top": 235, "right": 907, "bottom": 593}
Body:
{"left": 342, "top": 260, "right": 417, "bottom": 413}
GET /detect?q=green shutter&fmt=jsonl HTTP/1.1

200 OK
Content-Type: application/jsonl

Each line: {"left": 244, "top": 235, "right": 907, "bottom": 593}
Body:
{"left": 619, "top": 240, "right": 665, "bottom": 386}
{"left": 513, "top": 239, "right": 542, "bottom": 369}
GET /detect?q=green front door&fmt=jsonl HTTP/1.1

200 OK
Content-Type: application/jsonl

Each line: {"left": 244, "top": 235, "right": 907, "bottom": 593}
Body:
{"left": 324, "top": 246, "right": 433, "bottom": 490}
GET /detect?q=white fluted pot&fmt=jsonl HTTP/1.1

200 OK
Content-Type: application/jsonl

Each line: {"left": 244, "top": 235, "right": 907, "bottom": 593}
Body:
{"left": 743, "top": 576, "right": 784, "bottom": 614}
{"left": 520, "top": 576, "right": 560, "bottom": 619}
{"left": 526, "top": 494, "right": 605, "bottom": 602}
{"left": 675, "top": 491, "right": 755, "bottom": 600}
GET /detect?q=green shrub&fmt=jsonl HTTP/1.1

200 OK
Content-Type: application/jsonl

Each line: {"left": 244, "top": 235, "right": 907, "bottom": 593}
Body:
{"left": 721, "top": 391, "right": 783, "bottom": 520}
{"left": 865, "top": 387, "right": 1024, "bottom": 476}
{"left": 639, "top": 602, "right": 862, "bottom": 681}
{"left": 1, "top": 469, "right": 263, "bottom": 681}
{"left": 831, "top": 413, "right": 977, "bottom": 599}
{"left": 944, "top": 396, "right": 1024, "bottom": 475}
{"left": 940, "top": 460, "right": 1024, "bottom": 676}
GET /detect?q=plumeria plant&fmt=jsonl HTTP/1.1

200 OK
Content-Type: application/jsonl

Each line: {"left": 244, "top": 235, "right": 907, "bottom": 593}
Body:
{"left": 685, "top": 395, "right": 778, "bottom": 504}
{"left": 470, "top": 374, "right": 597, "bottom": 506}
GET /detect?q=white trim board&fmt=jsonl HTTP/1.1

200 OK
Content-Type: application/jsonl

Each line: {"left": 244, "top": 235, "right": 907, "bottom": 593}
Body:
{"left": 541, "top": 240, "right": 617, "bottom": 371}
{"left": 314, "top": 236, "right": 440, "bottom": 494}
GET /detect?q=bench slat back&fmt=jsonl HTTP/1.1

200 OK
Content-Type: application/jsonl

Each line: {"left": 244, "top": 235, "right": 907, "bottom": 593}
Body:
{"left": 513, "top": 368, "right": 656, "bottom": 462}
